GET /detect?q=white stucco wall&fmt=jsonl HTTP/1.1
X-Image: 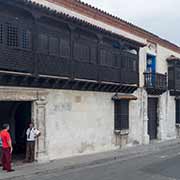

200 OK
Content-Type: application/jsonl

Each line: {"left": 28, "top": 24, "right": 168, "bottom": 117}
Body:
{"left": 44, "top": 88, "right": 147, "bottom": 160}
{"left": 46, "top": 90, "right": 118, "bottom": 159}
{"left": 129, "top": 88, "right": 145, "bottom": 145}
{"left": 158, "top": 92, "right": 176, "bottom": 140}
{"left": 45, "top": 88, "right": 150, "bottom": 160}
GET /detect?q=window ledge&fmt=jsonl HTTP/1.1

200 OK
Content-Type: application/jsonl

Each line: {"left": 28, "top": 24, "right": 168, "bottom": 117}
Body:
{"left": 176, "top": 124, "right": 180, "bottom": 128}
{"left": 114, "top": 129, "right": 129, "bottom": 135}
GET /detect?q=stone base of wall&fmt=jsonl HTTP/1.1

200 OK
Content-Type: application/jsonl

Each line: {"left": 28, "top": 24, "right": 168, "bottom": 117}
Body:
{"left": 114, "top": 130, "right": 129, "bottom": 148}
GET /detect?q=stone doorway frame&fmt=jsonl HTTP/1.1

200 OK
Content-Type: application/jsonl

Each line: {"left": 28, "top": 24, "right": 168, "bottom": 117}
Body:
{"left": 0, "top": 87, "right": 49, "bottom": 162}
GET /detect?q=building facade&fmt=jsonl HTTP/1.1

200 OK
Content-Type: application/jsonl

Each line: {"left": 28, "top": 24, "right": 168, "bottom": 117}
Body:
{"left": 0, "top": 0, "right": 180, "bottom": 162}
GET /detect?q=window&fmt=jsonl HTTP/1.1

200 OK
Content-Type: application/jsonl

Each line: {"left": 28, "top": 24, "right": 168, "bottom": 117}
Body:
{"left": 114, "top": 100, "right": 129, "bottom": 130}
{"left": 22, "top": 29, "right": 31, "bottom": 49}
{"left": 90, "top": 47, "right": 97, "bottom": 64}
{"left": 146, "top": 54, "right": 156, "bottom": 73}
{"left": 38, "top": 34, "right": 48, "bottom": 52}
{"left": 128, "top": 59, "right": 133, "bottom": 70}
{"left": 74, "top": 42, "right": 89, "bottom": 62}
{"left": 100, "top": 49, "right": 114, "bottom": 66}
{"left": 60, "top": 38, "right": 70, "bottom": 58}
{"left": 176, "top": 99, "right": 180, "bottom": 124}
{"left": 121, "top": 57, "right": 126, "bottom": 69}
{"left": 133, "top": 60, "right": 137, "bottom": 71}
{"left": 116, "top": 55, "right": 121, "bottom": 68}
{"left": 176, "top": 71, "right": 180, "bottom": 80}
{"left": 7, "top": 23, "right": 18, "bottom": 47}
{"left": 49, "top": 37, "right": 58, "bottom": 56}
{"left": 0, "top": 24, "right": 3, "bottom": 44}
{"left": 112, "top": 54, "right": 118, "bottom": 67}
{"left": 106, "top": 51, "right": 113, "bottom": 66}
{"left": 100, "top": 49, "right": 106, "bottom": 65}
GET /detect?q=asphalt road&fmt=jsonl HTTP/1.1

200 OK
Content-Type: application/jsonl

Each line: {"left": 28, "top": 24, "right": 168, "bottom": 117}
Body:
{"left": 15, "top": 145, "right": 180, "bottom": 180}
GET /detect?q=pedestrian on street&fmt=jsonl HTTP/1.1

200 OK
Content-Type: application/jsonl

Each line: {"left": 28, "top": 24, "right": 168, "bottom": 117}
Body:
{"left": 0, "top": 129, "right": 2, "bottom": 167}
{"left": 24, "top": 122, "right": 40, "bottom": 163}
{"left": 1, "top": 123, "right": 14, "bottom": 172}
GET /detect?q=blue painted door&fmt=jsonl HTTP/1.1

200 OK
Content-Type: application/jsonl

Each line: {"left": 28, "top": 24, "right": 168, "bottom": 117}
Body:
{"left": 147, "top": 54, "right": 156, "bottom": 73}
{"left": 147, "top": 54, "right": 156, "bottom": 87}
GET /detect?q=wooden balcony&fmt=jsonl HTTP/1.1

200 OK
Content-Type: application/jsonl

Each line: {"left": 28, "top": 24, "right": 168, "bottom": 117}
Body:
{"left": 144, "top": 72, "right": 167, "bottom": 95}
{"left": 0, "top": 0, "right": 144, "bottom": 94}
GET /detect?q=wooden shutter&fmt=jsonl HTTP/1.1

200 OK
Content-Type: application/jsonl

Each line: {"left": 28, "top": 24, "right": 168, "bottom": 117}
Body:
{"left": 38, "top": 34, "right": 48, "bottom": 52}
{"left": 0, "top": 24, "right": 3, "bottom": 44}
{"left": 60, "top": 38, "right": 70, "bottom": 58}
{"left": 114, "top": 100, "right": 129, "bottom": 130}
{"left": 176, "top": 100, "right": 180, "bottom": 124}
{"left": 49, "top": 36, "right": 58, "bottom": 56}
{"left": 21, "top": 29, "right": 32, "bottom": 49}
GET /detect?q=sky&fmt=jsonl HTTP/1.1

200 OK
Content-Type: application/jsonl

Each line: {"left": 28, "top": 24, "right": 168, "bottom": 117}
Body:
{"left": 81, "top": 0, "right": 180, "bottom": 46}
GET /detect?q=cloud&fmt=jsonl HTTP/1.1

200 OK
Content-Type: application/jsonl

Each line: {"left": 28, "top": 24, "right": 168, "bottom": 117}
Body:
{"left": 81, "top": 0, "right": 180, "bottom": 45}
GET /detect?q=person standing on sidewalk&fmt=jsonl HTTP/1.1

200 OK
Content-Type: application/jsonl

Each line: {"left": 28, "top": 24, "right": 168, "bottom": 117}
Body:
{"left": 25, "top": 122, "right": 40, "bottom": 163}
{"left": 1, "top": 124, "right": 14, "bottom": 172}
{"left": 0, "top": 129, "right": 2, "bottom": 167}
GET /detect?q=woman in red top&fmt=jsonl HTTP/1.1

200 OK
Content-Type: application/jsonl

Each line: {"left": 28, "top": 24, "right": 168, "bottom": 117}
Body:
{"left": 0, "top": 130, "right": 2, "bottom": 167}
{"left": 1, "top": 124, "right": 14, "bottom": 172}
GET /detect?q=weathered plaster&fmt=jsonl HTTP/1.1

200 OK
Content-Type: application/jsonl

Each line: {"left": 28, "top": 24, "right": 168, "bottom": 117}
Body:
{"left": 46, "top": 90, "right": 118, "bottom": 159}
{"left": 128, "top": 88, "right": 149, "bottom": 145}
{"left": 0, "top": 86, "right": 49, "bottom": 162}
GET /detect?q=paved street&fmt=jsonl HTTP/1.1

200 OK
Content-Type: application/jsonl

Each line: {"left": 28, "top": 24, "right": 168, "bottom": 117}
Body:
{"left": 7, "top": 143, "right": 180, "bottom": 180}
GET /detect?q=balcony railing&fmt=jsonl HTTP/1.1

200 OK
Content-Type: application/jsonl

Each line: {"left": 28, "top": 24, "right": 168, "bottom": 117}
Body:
{"left": 144, "top": 72, "right": 167, "bottom": 94}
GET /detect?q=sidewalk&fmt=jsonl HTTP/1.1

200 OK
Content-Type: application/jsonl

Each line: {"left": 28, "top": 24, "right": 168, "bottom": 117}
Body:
{"left": 0, "top": 139, "right": 180, "bottom": 180}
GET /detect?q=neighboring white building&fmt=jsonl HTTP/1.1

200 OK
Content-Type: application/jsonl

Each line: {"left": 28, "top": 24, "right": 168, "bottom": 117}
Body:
{"left": 0, "top": 0, "right": 180, "bottom": 162}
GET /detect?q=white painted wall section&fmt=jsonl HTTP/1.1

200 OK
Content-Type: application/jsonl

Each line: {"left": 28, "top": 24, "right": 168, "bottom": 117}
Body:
{"left": 46, "top": 90, "right": 117, "bottom": 159}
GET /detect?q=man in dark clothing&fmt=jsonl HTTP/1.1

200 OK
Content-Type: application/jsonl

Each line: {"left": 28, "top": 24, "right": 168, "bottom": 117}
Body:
{"left": 1, "top": 124, "right": 14, "bottom": 172}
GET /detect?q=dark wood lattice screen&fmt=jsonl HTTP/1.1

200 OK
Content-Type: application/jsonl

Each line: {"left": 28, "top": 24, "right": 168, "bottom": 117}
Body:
{"left": 59, "top": 38, "right": 70, "bottom": 58}
{"left": 176, "top": 99, "right": 180, "bottom": 124}
{"left": 38, "top": 34, "right": 48, "bottom": 52}
{"left": 114, "top": 100, "right": 129, "bottom": 130}
{"left": 49, "top": 36, "right": 58, "bottom": 56}
{"left": 22, "top": 29, "right": 31, "bottom": 49}
{"left": 0, "top": 24, "right": 3, "bottom": 44}
{"left": 7, "top": 23, "right": 18, "bottom": 47}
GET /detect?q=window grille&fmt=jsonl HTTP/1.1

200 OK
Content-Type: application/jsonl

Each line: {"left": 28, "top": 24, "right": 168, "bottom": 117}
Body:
{"left": 0, "top": 24, "right": 3, "bottom": 44}
{"left": 38, "top": 34, "right": 48, "bottom": 52}
{"left": 74, "top": 42, "right": 89, "bottom": 62}
{"left": 90, "top": 47, "right": 97, "bottom": 64}
{"left": 22, "top": 29, "right": 31, "bottom": 49}
{"left": 60, "top": 39, "right": 70, "bottom": 58}
{"left": 114, "top": 100, "right": 129, "bottom": 130}
{"left": 49, "top": 37, "right": 58, "bottom": 55}
{"left": 7, "top": 23, "right": 18, "bottom": 47}
{"left": 176, "top": 100, "right": 180, "bottom": 124}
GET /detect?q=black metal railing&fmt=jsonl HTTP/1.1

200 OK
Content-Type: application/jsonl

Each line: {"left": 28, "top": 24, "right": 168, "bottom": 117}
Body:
{"left": 144, "top": 72, "right": 167, "bottom": 90}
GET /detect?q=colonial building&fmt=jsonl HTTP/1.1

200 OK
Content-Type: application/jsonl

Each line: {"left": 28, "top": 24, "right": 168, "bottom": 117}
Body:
{"left": 0, "top": 0, "right": 179, "bottom": 162}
